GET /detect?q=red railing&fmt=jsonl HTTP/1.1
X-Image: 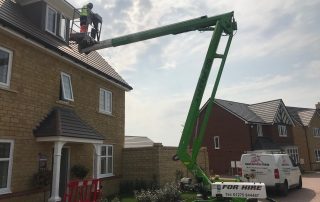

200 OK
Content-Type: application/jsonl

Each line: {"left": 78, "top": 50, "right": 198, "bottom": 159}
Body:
{"left": 63, "top": 179, "right": 102, "bottom": 202}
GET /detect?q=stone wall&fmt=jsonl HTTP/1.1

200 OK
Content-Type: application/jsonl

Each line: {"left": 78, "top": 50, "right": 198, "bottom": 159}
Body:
{"left": 122, "top": 143, "right": 209, "bottom": 186}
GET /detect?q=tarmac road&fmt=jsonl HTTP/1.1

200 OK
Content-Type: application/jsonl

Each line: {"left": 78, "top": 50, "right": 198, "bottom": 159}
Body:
{"left": 262, "top": 172, "right": 320, "bottom": 202}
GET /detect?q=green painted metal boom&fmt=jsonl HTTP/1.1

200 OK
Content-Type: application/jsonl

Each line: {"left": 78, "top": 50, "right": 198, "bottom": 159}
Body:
{"left": 79, "top": 11, "right": 237, "bottom": 196}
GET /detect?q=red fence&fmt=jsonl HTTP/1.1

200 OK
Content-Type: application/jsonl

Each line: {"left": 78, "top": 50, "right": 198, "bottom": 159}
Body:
{"left": 63, "top": 179, "right": 102, "bottom": 202}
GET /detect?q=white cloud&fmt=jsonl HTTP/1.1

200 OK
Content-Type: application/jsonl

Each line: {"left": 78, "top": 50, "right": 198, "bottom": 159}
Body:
{"left": 66, "top": 0, "right": 320, "bottom": 146}
{"left": 305, "top": 60, "right": 320, "bottom": 79}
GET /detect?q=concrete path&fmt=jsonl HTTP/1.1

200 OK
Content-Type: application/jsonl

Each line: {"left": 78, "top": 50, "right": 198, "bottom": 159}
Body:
{"left": 263, "top": 172, "right": 320, "bottom": 202}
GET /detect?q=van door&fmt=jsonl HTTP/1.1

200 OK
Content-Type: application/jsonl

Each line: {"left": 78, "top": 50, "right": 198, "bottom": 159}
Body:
{"left": 288, "top": 156, "right": 301, "bottom": 186}
{"left": 241, "top": 154, "right": 274, "bottom": 186}
{"left": 279, "top": 155, "right": 293, "bottom": 186}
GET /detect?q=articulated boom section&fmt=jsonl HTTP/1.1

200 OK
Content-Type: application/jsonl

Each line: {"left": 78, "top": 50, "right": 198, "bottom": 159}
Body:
{"left": 176, "top": 14, "right": 235, "bottom": 187}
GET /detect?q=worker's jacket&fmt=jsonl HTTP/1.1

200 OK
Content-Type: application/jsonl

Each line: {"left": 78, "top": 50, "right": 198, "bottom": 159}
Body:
{"left": 81, "top": 5, "right": 90, "bottom": 16}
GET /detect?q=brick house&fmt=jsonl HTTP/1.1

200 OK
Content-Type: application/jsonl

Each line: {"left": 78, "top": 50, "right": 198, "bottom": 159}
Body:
{"left": 0, "top": 0, "right": 132, "bottom": 202}
{"left": 196, "top": 99, "right": 296, "bottom": 175}
{"left": 287, "top": 104, "right": 320, "bottom": 171}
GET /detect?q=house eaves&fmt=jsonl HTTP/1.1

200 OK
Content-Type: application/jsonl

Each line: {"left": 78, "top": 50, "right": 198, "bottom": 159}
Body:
{"left": 15, "top": 0, "right": 77, "bottom": 20}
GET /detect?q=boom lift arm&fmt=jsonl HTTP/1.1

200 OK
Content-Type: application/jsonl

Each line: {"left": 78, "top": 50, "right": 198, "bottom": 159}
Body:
{"left": 73, "top": 12, "right": 267, "bottom": 202}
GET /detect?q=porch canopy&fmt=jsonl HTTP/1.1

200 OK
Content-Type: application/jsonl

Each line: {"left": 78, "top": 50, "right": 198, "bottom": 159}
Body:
{"left": 34, "top": 107, "right": 104, "bottom": 143}
{"left": 33, "top": 107, "right": 104, "bottom": 202}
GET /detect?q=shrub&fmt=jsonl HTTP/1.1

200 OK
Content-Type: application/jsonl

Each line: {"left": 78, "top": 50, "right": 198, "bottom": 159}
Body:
{"left": 70, "top": 164, "right": 89, "bottom": 179}
{"left": 120, "top": 179, "right": 159, "bottom": 195}
{"left": 135, "top": 182, "right": 181, "bottom": 202}
{"left": 33, "top": 170, "right": 52, "bottom": 188}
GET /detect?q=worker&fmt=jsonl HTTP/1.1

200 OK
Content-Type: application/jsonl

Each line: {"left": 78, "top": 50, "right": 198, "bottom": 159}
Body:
{"left": 80, "top": 3, "right": 93, "bottom": 33}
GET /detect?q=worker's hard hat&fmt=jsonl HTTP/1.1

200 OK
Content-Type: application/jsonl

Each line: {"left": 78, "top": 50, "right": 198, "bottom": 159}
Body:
{"left": 87, "top": 3, "right": 93, "bottom": 9}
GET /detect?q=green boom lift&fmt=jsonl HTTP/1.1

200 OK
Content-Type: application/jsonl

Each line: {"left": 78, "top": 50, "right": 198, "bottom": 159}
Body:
{"left": 70, "top": 11, "right": 268, "bottom": 202}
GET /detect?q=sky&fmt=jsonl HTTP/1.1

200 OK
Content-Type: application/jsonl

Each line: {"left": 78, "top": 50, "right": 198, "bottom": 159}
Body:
{"left": 68, "top": 0, "right": 320, "bottom": 146}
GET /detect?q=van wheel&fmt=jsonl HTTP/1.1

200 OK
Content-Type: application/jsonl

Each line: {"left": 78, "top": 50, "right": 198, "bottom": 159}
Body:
{"left": 297, "top": 176, "right": 302, "bottom": 189}
{"left": 279, "top": 180, "right": 288, "bottom": 196}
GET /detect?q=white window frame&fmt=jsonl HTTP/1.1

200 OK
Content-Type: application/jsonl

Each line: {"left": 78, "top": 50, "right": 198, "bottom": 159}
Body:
{"left": 97, "top": 145, "right": 113, "bottom": 178}
{"left": 60, "top": 72, "right": 74, "bottom": 101}
{"left": 313, "top": 128, "right": 320, "bottom": 137}
{"left": 278, "top": 125, "right": 287, "bottom": 137}
{"left": 257, "top": 124, "right": 263, "bottom": 137}
{"left": 286, "top": 146, "right": 299, "bottom": 164}
{"left": 315, "top": 149, "right": 320, "bottom": 162}
{"left": 0, "top": 140, "right": 14, "bottom": 195}
{"left": 46, "top": 5, "right": 57, "bottom": 35}
{"left": 99, "top": 88, "right": 112, "bottom": 115}
{"left": 214, "top": 136, "right": 220, "bottom": 149}
{"left": 0, "top": 47, "right": 13, "bottom": 88}
{"left": 59, "top": 14, "right": 67, "bottom": 40}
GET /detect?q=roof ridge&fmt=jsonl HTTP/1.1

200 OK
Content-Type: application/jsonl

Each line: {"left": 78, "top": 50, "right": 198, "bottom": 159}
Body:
{"left": 249, "top": 98, "right": 282, "bottom": 106}
{"left": 215, "top": 98, "right": 249, "bottom": 106}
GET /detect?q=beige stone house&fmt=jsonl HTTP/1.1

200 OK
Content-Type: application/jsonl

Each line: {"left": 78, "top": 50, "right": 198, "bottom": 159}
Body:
{"left": 287, "top": 103, "right": 320, "bottom": 171}
{"left": 0, "top": 0, "right": 131, "bottom": 201}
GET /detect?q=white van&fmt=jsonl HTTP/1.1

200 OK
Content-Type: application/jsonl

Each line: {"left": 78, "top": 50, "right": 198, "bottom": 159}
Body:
{"left": 240, "top": 151, "right": 302, "bottom": 196}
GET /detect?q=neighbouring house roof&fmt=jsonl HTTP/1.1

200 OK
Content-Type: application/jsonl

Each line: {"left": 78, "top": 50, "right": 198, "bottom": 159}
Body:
{"left": 248, "top": 99, "right": 282, "bottom": 123}
{"left": 124, "top": 136, "right": 154, "bottom": 148}
{"left": 286, "top": 106, "right": 316, "bottom": 126}
{"left": 0, "top": 0, "right": 132, "bottom": 90}
{"left": 212, "top": 99, "right": 294, "bottom": 125}
{"left": 215, "top": 99, "right": 264, "bottom": 123}
{"left": 34, "top": 107, "right": 105, "bottom": 140}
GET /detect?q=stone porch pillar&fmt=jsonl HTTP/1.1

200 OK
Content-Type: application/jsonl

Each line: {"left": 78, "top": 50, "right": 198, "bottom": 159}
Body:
{"left": 93, "top": 144, "right": 102, "bottom": 178}
{"left": 48, "top": 141, "right": 66, "bottom": 202}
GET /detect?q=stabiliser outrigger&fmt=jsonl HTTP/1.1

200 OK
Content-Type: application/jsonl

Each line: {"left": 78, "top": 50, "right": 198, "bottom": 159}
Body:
{"left": 70, "top": 12, "right": 270, "bottom": 202}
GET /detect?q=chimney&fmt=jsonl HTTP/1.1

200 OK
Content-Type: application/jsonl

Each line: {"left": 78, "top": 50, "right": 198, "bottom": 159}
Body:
{"left": 316, "top": 102, "right": 320, "bottom": 109}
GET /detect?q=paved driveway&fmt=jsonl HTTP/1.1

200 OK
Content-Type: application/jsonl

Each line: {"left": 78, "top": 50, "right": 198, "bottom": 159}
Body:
{"left": 264, "top": 172, "right": 320, "bottom": 202}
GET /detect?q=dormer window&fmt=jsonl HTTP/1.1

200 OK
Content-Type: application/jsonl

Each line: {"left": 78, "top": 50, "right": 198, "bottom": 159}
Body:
{"left": 46, "top": 5, "right": 57, "bottom": 35}
{"left": 45, "top": 4, "right": 68, "bottom": 41}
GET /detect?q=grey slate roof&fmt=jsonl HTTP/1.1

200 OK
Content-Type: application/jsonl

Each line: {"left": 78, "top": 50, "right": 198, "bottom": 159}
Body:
{"left": 213, "top": 99, "right": 293, "bottom": 125}
{"left": 124, "top": 136, "right": 154, "bottom": 148}
{"left": 215, "top": 99, "right": 264, "bottom": 123}
{"left": 248, "top": 100, "right": 281, "bottom": 123}
{"left": 34, "top": 107, "right": 105, "bottom": 140}
{"left": 0, "top": 0, "right": 132, "bottom": 90}
{"left": 286, "top": 106, "right": 316, "bottom": 126}
{"left": 215, "top": 99, "right": 283, "bottom": 124}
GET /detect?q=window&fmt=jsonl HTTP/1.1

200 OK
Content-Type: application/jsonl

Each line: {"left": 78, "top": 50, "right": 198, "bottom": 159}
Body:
{"left": 0, "top": 47, "right": 13, "bottom": 88}
{"left": 257, "top": 124, "right": 263, "bottom": 137}
{"left": 46, "top": 5, "right": 57, "bottom": 34}
{"left": 0, "top": 140, "right": 14, "bottom": 194}
{"left": 315, "top": 149, "right": 320, "bottom": 162}
{"left": 286, "top": 147, "right": 299, "bottom": 164}
{"left": 313, "top": 128, "right": 320, "bottom": 137}
{"left": 98, "top": 145, "right": 113, "bottom": 177}
{"left": 214, "top": 136, "right": 220, "bottom": 149}
{"left": 59, "top": 15, "right": 67, "bottom": 40}
{"left": 60, "top": 72, "right": 74, "bottom": 101}
{"left": 278, "top": 125, "right": 287, "bottom": 137}
{"left": 99, "top": 88, "right": 112, "bottom": 114}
